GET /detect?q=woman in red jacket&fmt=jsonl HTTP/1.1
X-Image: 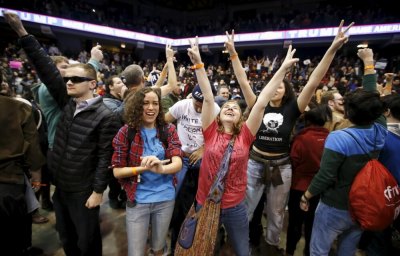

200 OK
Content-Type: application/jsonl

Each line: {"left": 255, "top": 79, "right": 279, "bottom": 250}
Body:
{"left": 286, "top": 105, "right": 330, "bottom": 256}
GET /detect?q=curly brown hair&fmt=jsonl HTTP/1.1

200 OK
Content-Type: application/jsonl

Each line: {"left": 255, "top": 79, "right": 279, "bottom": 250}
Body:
{"left": 124, "top": 87, "right": 166, "bottom": 130}
{"left": 216, "top": 100, "right": 244, "bottom": 137}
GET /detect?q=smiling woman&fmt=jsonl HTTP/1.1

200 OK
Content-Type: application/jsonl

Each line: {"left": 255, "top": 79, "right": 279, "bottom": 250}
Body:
{"left": 111, "top": 86, "right": 183, "bottom": 256}
{"left": 175, "top": 36, "right": 298, "bottom": 255}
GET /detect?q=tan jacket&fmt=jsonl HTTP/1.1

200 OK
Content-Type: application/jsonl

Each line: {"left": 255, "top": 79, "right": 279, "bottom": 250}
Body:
{"left": 0, "top": 96, "right": 45, "bottom": 184}
{"left": 324, "top": 110, "right": 352, "bottom": 132}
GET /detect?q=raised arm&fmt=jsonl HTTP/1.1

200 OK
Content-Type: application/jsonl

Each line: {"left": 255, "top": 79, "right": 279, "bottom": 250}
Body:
{"left": 154, "top": 63, "right": 168, "bottom": 88}
{"left": 187, "top": 37, "right": 214, "bottom": 130}
{"left": 246, "top": 45, "right": 299, "bottom": 135}
{"left": 225, "top": 30, "right": 257, "bottom": 108}
{"left": 357, "top": 48, "right": 386, "bottom": 127}
{"left": 160, "top": 43, "right": 179, "bottom": 97}
{"left": 382, "top": 73, "right": 394, "bottom": 95}
{"left": 297, "top": 20, "right": 354, "bottom": 112}
{"left": 3, "top": 11, "right": 68, "bottom": 108}
{"left": 87, "top": 45, "right": 104, "bottom": 72}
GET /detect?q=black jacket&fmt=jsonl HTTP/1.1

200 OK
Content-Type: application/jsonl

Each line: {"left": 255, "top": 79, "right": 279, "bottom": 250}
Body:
{"left": 19, "top": 35, "right": 120, "bottom": 193}
{"left": 52, "top": 98, "right": 120, "bottom": 193}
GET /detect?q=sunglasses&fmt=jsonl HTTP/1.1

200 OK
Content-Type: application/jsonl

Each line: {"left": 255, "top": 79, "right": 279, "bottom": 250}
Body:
{"left": 120, "top": 76, "right": 127, "bottom": 84}
{"left": 63, "top": 76, "right": 94, "bottom": 84}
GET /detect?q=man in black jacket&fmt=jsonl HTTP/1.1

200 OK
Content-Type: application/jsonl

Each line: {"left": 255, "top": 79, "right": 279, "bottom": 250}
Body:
{"left": 50, "top": 63, "right": 120, "bottom": 256}
{"left": 4, "top": 11, "right": 120, "bottom": 255}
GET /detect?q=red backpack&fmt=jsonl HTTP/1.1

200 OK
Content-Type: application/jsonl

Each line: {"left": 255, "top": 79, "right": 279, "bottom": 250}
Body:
{"left": 345, "top": 130, "right": 400, "bottom": 231}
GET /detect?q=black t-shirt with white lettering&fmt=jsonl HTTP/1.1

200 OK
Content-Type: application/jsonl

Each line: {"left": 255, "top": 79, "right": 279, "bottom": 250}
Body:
{"left": 253, "top": 99, "right": 301, "bottom": 153}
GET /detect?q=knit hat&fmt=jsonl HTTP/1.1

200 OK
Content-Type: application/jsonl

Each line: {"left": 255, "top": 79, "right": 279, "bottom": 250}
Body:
{"left": 192, "top": 84, "right": 204, "bottom": 102}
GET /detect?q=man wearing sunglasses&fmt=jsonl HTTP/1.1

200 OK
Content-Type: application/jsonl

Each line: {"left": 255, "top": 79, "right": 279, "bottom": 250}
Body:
{"left": 3, "top": 11, "right": 104, "bottom": 218}
{"left": 4, "top": 11, "right": 120, "bottom": 255}
{"left": 53, "top": 63, "right": 120, "bottom": 256}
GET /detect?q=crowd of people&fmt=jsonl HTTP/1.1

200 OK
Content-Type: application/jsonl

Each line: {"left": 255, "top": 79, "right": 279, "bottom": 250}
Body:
{"left": 1, "top": 9, "right": 400, "bottom": 256}
{"left": 2, "top": 0, "right": 397, "bottom": 37}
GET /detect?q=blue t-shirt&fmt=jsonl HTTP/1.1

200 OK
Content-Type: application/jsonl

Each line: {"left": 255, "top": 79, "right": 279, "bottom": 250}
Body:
{"left": 136, "top": 127, "right": 175, "bottom": 203}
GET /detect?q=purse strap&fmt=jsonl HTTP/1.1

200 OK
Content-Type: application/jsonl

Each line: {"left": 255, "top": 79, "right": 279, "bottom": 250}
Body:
{"left": 207, "top": 137, "right": 236, "bottom": 203}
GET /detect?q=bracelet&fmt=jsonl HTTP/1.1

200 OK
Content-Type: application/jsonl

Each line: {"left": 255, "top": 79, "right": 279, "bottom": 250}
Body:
{"left": 302, "top": 193, "right": 310, "bottom": 201}
{"left": 191, "top": 63, "right": 204, "bottom": 70}
{"left": 132, "top": 167, "right": 137, "bottom": 176}
{"left": 300, "top": 196, "right": 309, "bottom": 205}
{"left": 364, "top": 65, "right": 374, "bottom": 70}
{"left": 31, "top": 181, "right": 46, "bottom": 186}
{"left": 230, "top": 53, "right": 238, "bottom": 60}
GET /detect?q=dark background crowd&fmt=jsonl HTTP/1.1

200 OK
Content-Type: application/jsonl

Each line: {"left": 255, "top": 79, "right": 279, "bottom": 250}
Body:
{"left": 1, "top": 0, "right": 397, "bottom": 37}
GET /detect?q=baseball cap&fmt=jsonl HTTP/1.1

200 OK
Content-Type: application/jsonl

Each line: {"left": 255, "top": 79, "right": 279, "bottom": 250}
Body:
{"left": 192, "top": 84, "right": 204, "bottom": 102}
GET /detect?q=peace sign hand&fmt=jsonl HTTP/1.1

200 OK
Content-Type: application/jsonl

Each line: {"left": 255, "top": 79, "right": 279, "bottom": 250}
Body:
{"left": 281, "top": 45, "right": 299, "bottom": 72}
{"left": 224, "top": 30, "right": 237, "bottom": 56}
{"left": 166, "top": 42, "right": 175, "bottom": 60}
{"left": 331, "top": 20, "right": 354, "bottom": 51}
{"left": 187, "top": 36, "right": 202, "bottom": 65}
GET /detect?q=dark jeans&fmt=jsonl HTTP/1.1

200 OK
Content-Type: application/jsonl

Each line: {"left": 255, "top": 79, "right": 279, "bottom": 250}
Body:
{"left": 170, "top": 158, "right": 200, "bottom": 254}
{"left": 359, "top": 216, "right": 400, "bottom": 256}
{"left": 108, "top": 175, "right": 126, "bottom": 201}
{"left": 0, "top": 183, "right": 30, "bottom": 255}
{"left": 53, "top": 188, "right": 102, "bottom": 256}
{"left": 359, "top": 230, "right": 392, "bottom": 256}
{"left": 249, "top": 192, "right": 265, "bottom": 246}
{"left": 286, "top": 189, "right": 319, "bottom": 256}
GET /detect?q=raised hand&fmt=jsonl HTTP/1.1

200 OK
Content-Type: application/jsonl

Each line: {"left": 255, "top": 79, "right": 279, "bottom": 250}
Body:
{"left": 166, "top": 42, "right": 175, "bottom": 60}
{"left": 281, "top": 45, "right": 299, "bottom": 72}
{"left": 179, "top": 66, "right": 186, "bottom": 77}
{"left": 224, "top": 30, "right": 237, "bottom": 55}
{"left": 90, "top": 44, "right": 103, "bottom": 62}
{"left": 187, "top": 36, "right": 202, "bottom": 65}
{"left": 3, "top": 10, "right": 28, "bottom": 37}
{"left": 384, "top": 73, "right": 395, "bottom": 81}
{"left": 331, "top": 20, "right": 354, "bottom": 51}
{"left": 357, "top": 48, "right": 374, "bottom": 62}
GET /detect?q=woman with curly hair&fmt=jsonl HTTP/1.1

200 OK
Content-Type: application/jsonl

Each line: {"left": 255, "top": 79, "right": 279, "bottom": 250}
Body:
{"left": 111, "top": 87, "right": 183, "bottom": 256}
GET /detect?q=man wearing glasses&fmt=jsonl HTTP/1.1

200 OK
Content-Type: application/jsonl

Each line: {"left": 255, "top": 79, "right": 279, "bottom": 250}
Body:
{"left": 321, "top": 90, "right": 351, "bottom": 131}
{"left": 3, "top": 11, "right": 104, "bottom": 222}
{"left": 48, "top": 63, "right": 119, "bottom": 256}
{"left": 4, "top": 11, "right": 120, "bottom": 255}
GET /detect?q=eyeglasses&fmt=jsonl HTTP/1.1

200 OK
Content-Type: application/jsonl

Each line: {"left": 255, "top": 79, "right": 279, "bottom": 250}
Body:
{"left": 63, "top": 76, "right": 94, "bottom": 84}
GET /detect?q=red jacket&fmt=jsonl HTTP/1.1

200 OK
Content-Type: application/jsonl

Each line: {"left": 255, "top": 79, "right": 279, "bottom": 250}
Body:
{"left": 290, "top": 126, "right": 329, "bottom": 191}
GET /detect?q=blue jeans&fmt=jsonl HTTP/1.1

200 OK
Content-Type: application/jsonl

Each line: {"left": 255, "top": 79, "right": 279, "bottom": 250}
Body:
{"left": 126, "top": 200, "right": 175, "bottom": 256}
{"left": 245, "top": 158, "right": 292, "bottom": 246}
{"left": 310, "top": 201, "right": 363, "bottom": 256}
{"left": 196, "top": 201, "right": 249, "bottom": 256}
{"left": 175, "top": 157, "right": 201, "bottom": 195}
